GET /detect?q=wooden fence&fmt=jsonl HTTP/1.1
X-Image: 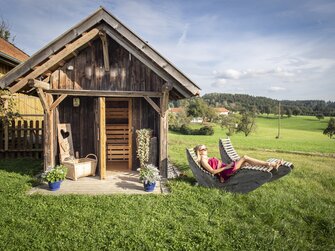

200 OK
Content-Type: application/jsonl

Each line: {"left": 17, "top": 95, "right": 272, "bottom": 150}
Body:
{"left": 0, "top": 119, "right": 44, "bottom": 159}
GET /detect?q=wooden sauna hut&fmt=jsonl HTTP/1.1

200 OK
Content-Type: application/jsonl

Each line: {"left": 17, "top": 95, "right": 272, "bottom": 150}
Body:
{"left": 0, "top": 7, "right": 200, "bottom": 178}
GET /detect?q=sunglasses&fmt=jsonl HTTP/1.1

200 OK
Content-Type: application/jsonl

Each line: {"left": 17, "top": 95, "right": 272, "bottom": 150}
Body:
{"left": 200, "top": 148, "right": 207, "bottom": 151}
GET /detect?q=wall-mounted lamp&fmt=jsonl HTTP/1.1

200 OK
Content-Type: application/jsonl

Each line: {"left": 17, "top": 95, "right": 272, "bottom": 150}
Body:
{"left": 67, "top": 65, "right": 74, "bottom": 71}
{"left": 73, "top": 98, "right": 80, "bottom": 107}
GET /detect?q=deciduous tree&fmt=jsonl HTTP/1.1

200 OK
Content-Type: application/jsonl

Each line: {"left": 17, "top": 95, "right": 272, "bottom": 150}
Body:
{"left": 0, "top": 18, "right": 14, "bottom": 42}
{"left": 220, "top": 113, "right": 241, "bottom": 136}
{"left": 323, "top": 118, "right": 335, "bottom": 139}
{"left": 236, "top": 111, "right": 257, "bottom": 137}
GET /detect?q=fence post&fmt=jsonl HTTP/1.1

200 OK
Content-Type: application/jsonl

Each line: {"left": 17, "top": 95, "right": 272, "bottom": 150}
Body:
{"left": 4, "top": 122, "right": 8, "bottom": 151}
{"left": 4, "top": 100, "right": 9, "bottom": 151}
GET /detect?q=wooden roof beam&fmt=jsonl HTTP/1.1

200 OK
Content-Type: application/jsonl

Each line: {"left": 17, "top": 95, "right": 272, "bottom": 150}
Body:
{"left": 58, "top": 60, "right": 66, "bottom": 67}
{"left": 49, "top": 94, "right": 67, "bottom": 112}
{"left": 45, "top": 89, "right": 162, "bottom": 98}
{"left": 144, "top": 96, "right": 161, "bottom": 116}
{"left": 28, "top": 79, "right": 50, "bottom": 90}
{"left": 9, "top": 28, "right": 100, "bottom": 94}
{"left": 99, "top": 31, "right": 110, "bottom": 72}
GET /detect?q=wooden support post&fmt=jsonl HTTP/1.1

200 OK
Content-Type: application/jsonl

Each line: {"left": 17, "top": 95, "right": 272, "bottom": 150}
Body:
{"left": 4, "top": 99, "right": 8, "bottom": 151}
{"left": 43, "top": 94, "right": 55, "bottom": 170}
{"left": 47, "top": 94, "right": 55, "bottom": 168}
{"left": 99, "top": 97, "right": 106, "bottom": 179}
{"left": 36, "top": 88, "right": 50, "bottom": 112}
{"left": 9, "top": 28, "right": 100, "bottom": 93}
{"left": 159, "top": 84, "right": 171, "bottom": 178}
{"left": 43, "top": 111, "right": 49, "bottom": 170}
{"left": 99, "top": 31, "right": 110, "bottom": 72}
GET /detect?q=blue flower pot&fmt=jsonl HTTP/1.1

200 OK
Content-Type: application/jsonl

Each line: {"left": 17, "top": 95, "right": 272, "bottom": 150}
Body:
{"left": 48, "top": 181, "right": 61, "bottom": 191}
{"left": 144, "top": 182, "right": 156, "bottom": 192}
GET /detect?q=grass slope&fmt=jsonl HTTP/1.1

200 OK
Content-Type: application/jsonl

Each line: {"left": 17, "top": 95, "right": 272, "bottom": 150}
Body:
{"left": 0, "top": 115, "right": 334, "bottom": 250}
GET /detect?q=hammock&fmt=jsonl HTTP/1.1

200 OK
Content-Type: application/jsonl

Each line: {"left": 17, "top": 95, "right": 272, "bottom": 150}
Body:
{"left": 186, "top": 148, "right": 273, "bottom": 194}
{"left": 219, "top": 138, "right": 294, "bottom": 182}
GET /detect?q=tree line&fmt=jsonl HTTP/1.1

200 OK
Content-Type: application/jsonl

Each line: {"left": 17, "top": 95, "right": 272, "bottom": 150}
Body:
{"left": 187, "top": 93, "right": 335, "bottom": 117}
{"left": 169, "top": 95, "right": 335, "bottom": 138}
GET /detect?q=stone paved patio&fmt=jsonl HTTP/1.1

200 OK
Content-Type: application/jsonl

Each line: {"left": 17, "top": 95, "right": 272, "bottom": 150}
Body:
{"left": 28, "top": 171, "right": 168, "bottom": 195}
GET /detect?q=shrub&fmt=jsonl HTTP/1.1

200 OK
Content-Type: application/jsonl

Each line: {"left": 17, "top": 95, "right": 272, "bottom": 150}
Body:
{"left": 136, "top": 129, "right": 152, "bottom": 168}
{"left": 199, "top": 125, "right": 214, "bottom": 135}
{"left": 323, "top": 117, "right": 335, "bottom": 139}
{"left": 171, "top": 124, "right": 214, "bottom": 135}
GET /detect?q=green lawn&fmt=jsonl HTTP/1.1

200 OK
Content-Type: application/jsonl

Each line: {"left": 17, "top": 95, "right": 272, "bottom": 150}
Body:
{"left": 0, "top": 115, "right": 334, "bottom": 250}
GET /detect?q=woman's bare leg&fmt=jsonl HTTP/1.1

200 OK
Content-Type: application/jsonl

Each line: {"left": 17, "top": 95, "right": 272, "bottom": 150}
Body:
{"left": 234, "top": 156, "right": 248, "bottom": 170}
{"left": 235, "top": 155, "right": 281, "bottom": 170}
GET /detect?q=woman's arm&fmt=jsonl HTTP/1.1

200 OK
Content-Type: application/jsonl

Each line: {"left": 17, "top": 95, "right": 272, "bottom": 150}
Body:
{"left": 200, "top": 158, "right": 226, "bottom": 174}
{"left": 224, "top": 162, "right": 235, "bottom": 170}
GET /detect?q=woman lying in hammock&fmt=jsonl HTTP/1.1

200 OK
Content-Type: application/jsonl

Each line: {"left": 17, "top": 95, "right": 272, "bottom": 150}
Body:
{"left": 194, "top": 145, "right": 283, "bottom": 183}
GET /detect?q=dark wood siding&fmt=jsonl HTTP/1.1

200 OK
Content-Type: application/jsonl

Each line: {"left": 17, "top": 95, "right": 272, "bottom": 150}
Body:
{"left": 57, "top": 96, "right": 159, "bottom": 170}
{"left": 131, "top": 97, "right": 160, "bottom": 169}
{"left": 58, "top": 96, "right": 96, "bottom": 158}
{"left": 50, "top": 37, "right": 165, "bottom": 92}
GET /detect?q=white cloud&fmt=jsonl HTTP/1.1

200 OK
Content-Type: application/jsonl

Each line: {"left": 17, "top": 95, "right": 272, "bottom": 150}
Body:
{"left": 268, "top": 86, "right": 286, "bottom": 92}
{"left": 177, "top": 23, "right": 189, "bottom": 45}
{"left": 1, "top": 0, "right": 334, "bottom": 100}
{"left": 215, "top": 69, "right": 242, "bottom": 79}
{"left": 212, "top": 79, "right": 227, "bottom": 87}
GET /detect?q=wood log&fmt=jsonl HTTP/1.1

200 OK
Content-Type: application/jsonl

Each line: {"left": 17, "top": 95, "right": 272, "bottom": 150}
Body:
{"left": 28, "top": 79, "right": 50, "bottom": 90}
{"left": 36, "top": 88, "right": 50, "bottom": 112}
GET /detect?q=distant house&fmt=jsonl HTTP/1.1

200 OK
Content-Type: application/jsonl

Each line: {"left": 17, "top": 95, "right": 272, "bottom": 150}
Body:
{"left": 169, "top": 106, "right": 229, "bottom": 123}
{"left": 0, "top": 38, "right": 29, "bottom": 77}
{"left": 169, "top": 107, "right": 184, "bottom": 114}
{"left": 169, "top": 107, "right": 202, "bottom": 122}
{"left": 214, "top": 107, "right": 229, "bottom": 115}
{"left": 0, "top": 38, "right": 43, "bottom": 117}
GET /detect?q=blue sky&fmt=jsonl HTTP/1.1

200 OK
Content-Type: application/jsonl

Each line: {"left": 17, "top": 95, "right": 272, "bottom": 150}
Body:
{"left": 1, "top": 0, "right": 335, "bottom": 101}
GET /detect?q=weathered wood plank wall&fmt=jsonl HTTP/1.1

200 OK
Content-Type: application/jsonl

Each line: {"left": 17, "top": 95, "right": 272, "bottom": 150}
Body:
{"left": 57, "top": 97, "right": 96, "bottom": 159}
{"left": 131, "top": 97, "right": 159, "bottom": 169}
{"left": 50, "top": 35, "right": 163, "bottom": 170}
{"left": 50, "top": 37, "right": 165, "bottom": 92}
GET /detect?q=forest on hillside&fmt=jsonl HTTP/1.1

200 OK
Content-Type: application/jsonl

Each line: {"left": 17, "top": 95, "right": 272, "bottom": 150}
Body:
{"left": 170, "top": 93, "right": 335, "bottom": 116}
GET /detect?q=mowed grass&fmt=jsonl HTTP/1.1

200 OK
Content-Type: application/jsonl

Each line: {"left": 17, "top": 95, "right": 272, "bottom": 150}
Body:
{"left": 174, "top": 115, "right": 334, "bottom": 158}
{"left": 0, "top": 115, "right": 334, "bottom": 250}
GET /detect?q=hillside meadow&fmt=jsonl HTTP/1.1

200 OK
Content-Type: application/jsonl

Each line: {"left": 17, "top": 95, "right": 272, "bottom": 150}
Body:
{"left": 0, "top": 115, "right": 334, "bottom": 250}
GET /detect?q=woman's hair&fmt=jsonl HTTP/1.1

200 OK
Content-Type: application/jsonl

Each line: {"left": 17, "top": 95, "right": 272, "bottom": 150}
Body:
{"left": 194, "top": 145, "right": 205, "bottom": 163}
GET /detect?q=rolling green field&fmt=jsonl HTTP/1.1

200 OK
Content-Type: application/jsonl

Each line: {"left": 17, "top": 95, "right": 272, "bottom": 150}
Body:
{"left": 0, "top": 115, "right": 334, "bottom": 250}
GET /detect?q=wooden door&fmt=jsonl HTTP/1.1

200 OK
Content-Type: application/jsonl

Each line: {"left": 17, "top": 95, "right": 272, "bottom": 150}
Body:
{"left": 105, "top": 98, "right": 132, "bottom": 170}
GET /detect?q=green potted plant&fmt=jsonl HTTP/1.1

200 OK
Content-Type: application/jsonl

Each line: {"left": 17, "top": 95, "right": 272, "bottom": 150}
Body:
{"left": 41, "top": 165, "right": 67, "bottom": 191}
{"left": 139, "top": 164, "right": 161, "bottom": 192}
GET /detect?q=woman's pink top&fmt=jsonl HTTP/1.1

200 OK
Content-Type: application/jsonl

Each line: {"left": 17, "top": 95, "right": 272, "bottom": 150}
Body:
{"left": 208, "top": 157, "right": 237, "bottom": 181}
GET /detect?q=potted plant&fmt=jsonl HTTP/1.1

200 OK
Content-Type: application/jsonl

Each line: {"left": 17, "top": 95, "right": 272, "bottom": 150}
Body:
{"left": 139, "top": 164, "right": 161, "bottom": 192}
{"left": 41, "top": 165, "right": 68, "bottom": 191}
